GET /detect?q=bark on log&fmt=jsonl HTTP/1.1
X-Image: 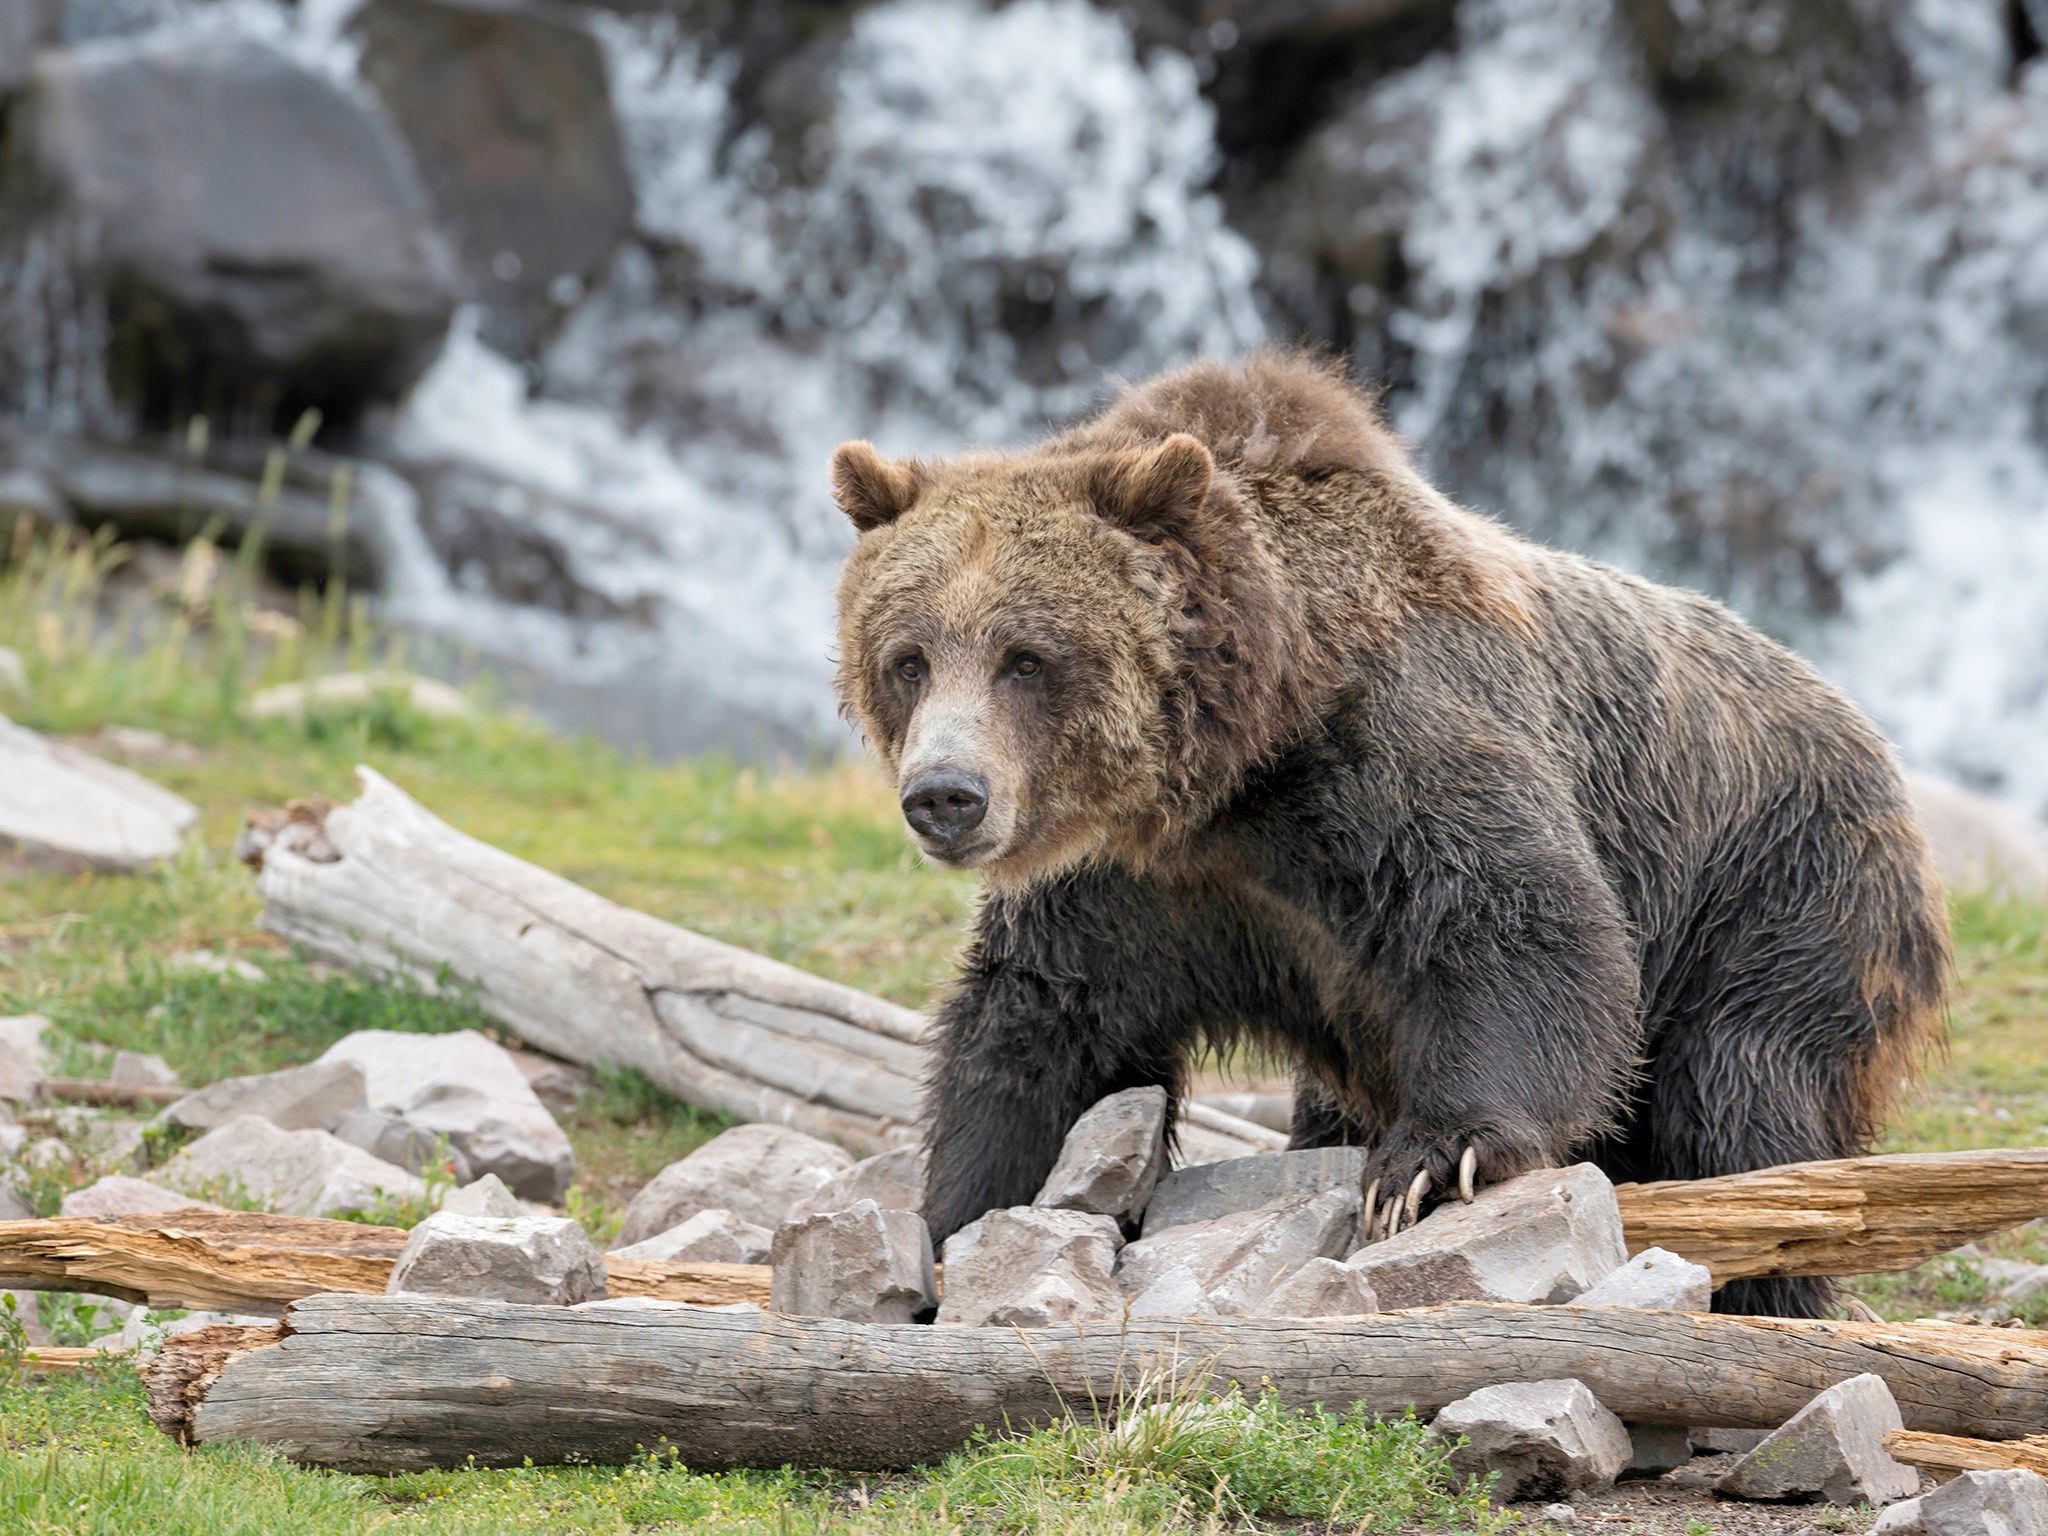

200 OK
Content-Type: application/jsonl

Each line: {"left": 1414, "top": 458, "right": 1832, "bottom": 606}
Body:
{"left": 1612, "top": 1149, "right": 2048, "bottom": 1283}
{"left": 146, "top": 1296, "right": 2048, "bottom": 1472}
{"left": 246, "top": 768, "right": 1285, "bottom": 1161}
{"left": 1885, "top": 1428, "right": 2048, "bottom": 1478}
{"left": 0, "top": 1213, "right": 770, "bottom": 1313}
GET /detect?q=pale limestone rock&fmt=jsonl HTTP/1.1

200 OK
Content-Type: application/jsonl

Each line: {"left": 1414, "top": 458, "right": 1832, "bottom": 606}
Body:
{"left": 59, "top": 1174, "right": 220, "bottom": 1218}
{"left": 1033, "top": 1086, "right": 1168, "bottom": 1222}
{"left": 436, "top": 1172, "right": 524, "bottom": 1219}
{"left": 1432, "top": 1379, "right": 1633, "bottom": 1501}
{"left": 937, "top": 1207, "right": 1123, "bottom": 1327}
{"left": 162, "top": 1059, "right": 367, "bottom": 1134}
{"left": 769, "top": 1199, "right": 935, "bottom": 1323}
{"left": 617, "top": 1124, "right": 854, "bottom": 1246}
{"left": 108, "top": 1050, "right": 180, "bottom": 1089}
{"left": 802, "top": 1147, "right": 926, "bottom": 1218}
{"left": 387, "top": 1212, "right": 607, "bottom": 1305}
{"left": 155, "top": 1114, "right": 425, "bottom": 1217}
{"left": 1249, "top": 1255, "right": 1380, "bottom": 1317}
{"left": 608, "top": 1207, "right": 773, "bottom": 1264}
{"left": 0, "top": 715, "right": 198, "bottom": 871}
{"left": 1569, "top": 1247, "right": 1712, "bottom": 1311}
{"left": 1117, "top": 1188, "right": 1360, "bottom": 1315}
{"left": 1716, "top": 1373, "right": 1921, "bottom": 1507}
{"left": 1141, "top": 1146, "right": 1365, "bottom": 1236}
{"left": 1872, "top": 1467, "right": 2048, "bottom": 1535}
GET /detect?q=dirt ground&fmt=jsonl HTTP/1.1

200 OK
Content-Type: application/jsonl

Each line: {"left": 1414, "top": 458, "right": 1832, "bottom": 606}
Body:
{"left": 1497, "top": 1453, "right": 1895, "bottom": 1534}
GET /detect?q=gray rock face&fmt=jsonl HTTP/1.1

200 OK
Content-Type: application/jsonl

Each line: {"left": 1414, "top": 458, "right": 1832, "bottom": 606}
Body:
{"left": 436, "top": 1171, "right": 523, "bottom": 1219}
{"left": 5, "top": 36, "right": 457, "bottom": 431}
{"left": 802, "top": 1147, "right": 926, "bottom": 1219}
{"left": 609, "top": 1207, "right": 774, "bottom": 1265}
{"left": 617, "top": 1124, "right": 854, "bottom": 1247}
{"left": 352, "top": 0, "right": 634, "bottom": 355}
{"left": 155, "top": 1114, "right": 426, "bottom": 1217}
{"left": 332, "top": 1107, "right": 474, "bottom": 1184}
{"left": 1117, "top": 1188, "right": 1361, "bottom": 1316}
{"left": 1248, "top": 1255, "right": 1380, "bottom": 1318}
{"left": 59, "top": 1174, "right": 219, "bottom": 1219}
{"left": 1569, "top": 1247, "right": 1713, "bottom": 1311}
{"left": 1141, "top": 1146, "right": 1366, "bottom": 1236}
{"left": 1716, "top": 1373, "right": 1921, "bottom": 1507}
{"left": 1034, "top": 1087, "right": 1168, "bottom": 1223}
{"left": 108, "top": 1050, "right": 179, "bottom": 1090}
{"left": 318, "top": 1030, "right": 575, "bottom": 1203}
{"left": 937, "top": 1207, "right": 1124, "bottom": 1328}
{"left": 162, "top": 1059, "right": 367, "bottom": 1135}
{"left": 1691, "top": 1426, "right": 1770, "bottom": 1456}
{"left": 1872, "top": 1468, "right": 2048, "bottom": 1535}
{"left": 1624, "top": 1423, "right": 1693, "bottom": 1478}
{"left": 1347, "top": 1164, "right": 1627, "bottom": 1308}
{"left": 770, "top": 1199, "right": 936, "bottom": 1324}
{"left": 387, "top": 1212, "right": 608, "bottom": 1305}
{"left": 1126, "top": 1263, "right": 1217, "bottom": 1319}
{"left": 0, "top": 717, "right": 199, "bottom": 874}
{"left": 1432, "top": 1379, "right": 1633, "bottom": 1502}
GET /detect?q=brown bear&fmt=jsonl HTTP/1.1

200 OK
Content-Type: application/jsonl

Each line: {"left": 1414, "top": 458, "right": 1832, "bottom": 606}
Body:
{"left": 830, "top": 349, "right": 1949, "bottom": 1317}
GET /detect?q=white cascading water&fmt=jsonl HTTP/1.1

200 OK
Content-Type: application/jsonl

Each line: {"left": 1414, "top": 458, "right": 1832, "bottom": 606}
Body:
{"left": 28, "top": 0, "right": 2048, "bottom": 808}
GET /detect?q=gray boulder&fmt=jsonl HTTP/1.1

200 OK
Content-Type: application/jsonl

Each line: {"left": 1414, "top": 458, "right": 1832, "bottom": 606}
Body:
{"left": 1141, "top": 1146, "right": 1365, "bottom": 1236}
{"left": 801, "top": 1147, "right": 926, "bottom": 1219}
{"left": 332, "top": 1106, "right": 474, "bottom": 1185}
{"left": 609, "top": 1208, "right": 773, "bottom": 1265}
{"left": 769, "top": 1199, "right": 935, "bottom": 1324}
{"left": 387, "top": 1212, "right": 607, "bottom": 1306}
{"left": 352, "top": 0, "right": 634, "bottom": 354}
{"left": 154, "top": 1114, "right": 425, "bottom": 1218}
{"left": 1431, "top": 1379, "right": 1633, "bottom": 1502}
{"left": 1873, "top": 1468, "right": 2048, "bottom": 1535}
{"left": 1716, "top": 1373, "right": 1921, "bottom": 1507}
{"left": 1569, "top": 1247, "right": 1713, "bottom": 1311}
{"left": 0, "top": 1182, "right": 30, "bottom": 1221}
{"left": 0, "top": 718, "right": 199, "bottom": 874}
{"left": 108, "top": 1050, "right": 178, "bottom": 1090}
{"left": 59, "top": 1174, "right": 218, "bottom": 1219}
{"left": 937, "top": 1207, "right": 1124, "bottom": 1328}
{"left": 1117, "top": 1188, "right": 1361, "bottom": 1316}
{"left": 162, "top": 1060, "right": 366, "bottom": 1135}
{"left": 1126, "top": 1263, "right": 1217, "bottom": 1320}
{"left": 617, "top": 1124, "right": 853, "bottom": 1247}
{"left": 435, "top": 1172, "right": 523, "bottom": 1219}
{"left": 318, "top": 1030, "right": 574, "bottom": 1203}
{"left": 1033, "top": 1087, "right": 1168, "bottom": 1223}
{"left": 1248, "top": 1255, "right": 1380, "bottom": 1318}
{"left": 1347, "top": 1164, "right": 1627, "bottom": 1309}
{"left": 3, "top": 35, "right": 457, "bottom": 431}
{"left": 0, "top": 1035, "right": 41, "bottom": 1105}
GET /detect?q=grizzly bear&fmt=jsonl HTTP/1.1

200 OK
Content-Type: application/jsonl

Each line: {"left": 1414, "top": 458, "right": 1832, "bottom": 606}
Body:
{"left": 830, "top": 350, "right": 1949, "bottom": 1317}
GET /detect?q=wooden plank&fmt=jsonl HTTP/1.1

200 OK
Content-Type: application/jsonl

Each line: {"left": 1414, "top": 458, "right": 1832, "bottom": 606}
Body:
{"left": 1613, "top": 1148, "right": 2048, "bottom": 1282}
{"left": 0, "top": 1214, "right": 771, "bottom": 1313}
{"left": 1886, "top": 1428, "right": 2048, "bottom": 1479}
{"left": 147, "top": 1297, "right": 2048, "bottom": 1472}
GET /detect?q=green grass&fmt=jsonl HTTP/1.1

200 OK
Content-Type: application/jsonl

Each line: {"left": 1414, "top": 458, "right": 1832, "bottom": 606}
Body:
{"left": 2, "top": 525, "right": 2047, "bottom": 1529}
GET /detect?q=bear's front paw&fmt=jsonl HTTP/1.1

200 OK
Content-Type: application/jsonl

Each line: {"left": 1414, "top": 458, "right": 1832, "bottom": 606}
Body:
{"left": 1358, "top": 1128, "right": 1534, "bottom": 1242}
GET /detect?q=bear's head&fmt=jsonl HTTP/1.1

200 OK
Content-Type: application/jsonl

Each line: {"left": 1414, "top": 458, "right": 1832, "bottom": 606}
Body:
{"left": 831, "top": 431, "right": 1319, "bottom": 885}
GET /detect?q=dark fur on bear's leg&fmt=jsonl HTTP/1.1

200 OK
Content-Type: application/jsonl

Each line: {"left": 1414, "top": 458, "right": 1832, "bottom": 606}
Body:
{"left": 1718, "top": 1276, "right": 1835, "bottom": 1319}
{"left": 1287, "top": 1071, "right": 1370, "bottom": 1148}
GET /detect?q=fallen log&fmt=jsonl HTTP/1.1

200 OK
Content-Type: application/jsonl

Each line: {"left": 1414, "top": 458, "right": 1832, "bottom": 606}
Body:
{"left": 246, "top": 769, "right": 1284, "bottom": 1163}
{"left": 43, "top": 1076, "right": 185, "bottom": 1107}
{"left": 1612, "top": 1148, "right": 2048, "bottom": 1283}
{"left": 1885, "top": 1428, "right": 2048, "bottom": 1479}
{"left": 0, "top": 1213, "right": 769, "bottom": 1313}
{"left": 145, "top": 1296, "right": 2048, "bottom": 1471}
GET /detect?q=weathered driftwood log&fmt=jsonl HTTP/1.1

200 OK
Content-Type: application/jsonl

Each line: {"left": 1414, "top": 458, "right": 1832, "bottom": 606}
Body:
{"left": 1885, "top": 1428, "right": 2048, "bottom": 1478}
{"left": 1612, "top": 1148, "right": 2048, "bottom": 1283}
{"left": 146, "top": 1296, "right": 2048, "bottom": 1471}
{"left": 245, "top": 769, "right": 1284, "bottom": 1163}
{"left": 0, "top": 1213, "right": 769, "bottom": 1313}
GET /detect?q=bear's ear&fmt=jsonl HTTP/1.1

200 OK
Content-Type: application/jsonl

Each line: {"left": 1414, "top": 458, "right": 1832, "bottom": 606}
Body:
{"left": 1089, "top": 433, "right": 1215, "bottom": 538}
{"left": 831, "top": 441, "right": 921, "bottom": 533}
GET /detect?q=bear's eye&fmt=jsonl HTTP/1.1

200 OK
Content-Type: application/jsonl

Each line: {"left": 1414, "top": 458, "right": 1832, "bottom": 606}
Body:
{"left": 896, "top": 655, "right": 925, "bottom": 684}
{"left": 1011, "top": 653, "right": 1042, "bottom": 679}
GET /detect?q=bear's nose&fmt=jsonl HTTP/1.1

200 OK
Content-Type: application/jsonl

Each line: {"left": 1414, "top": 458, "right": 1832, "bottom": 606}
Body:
{"left": 901, "top": 768, "right": 989, "bottom": 841}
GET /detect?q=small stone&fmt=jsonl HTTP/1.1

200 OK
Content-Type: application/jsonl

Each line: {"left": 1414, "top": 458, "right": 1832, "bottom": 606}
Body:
{"left": 1117, "top": 1188, "right": 1361, "bottom": 1316}
{"left": 1347, "top": 1164, "right": 1627, "bottom": 1308}
{"left": 1141, "top": 1146, "right": 1367, "bottom": 1236}
{"left": 801, "top": 1147, "right": 926, "bottom": 1218}
{"left": 1249, "top": 1255, "right": 1380, "bottom": 1317}
{"left": 108, "top": 1050, "right": 180, "bottom": 1089}
{"left": 1569, "top": 1247, "right": 1713, "bottom": 1311}
{"left": 1872, "top": 1467, "right": 2048, "bottom": 1535}
{"left": 332, "top": 1107, "right": 473, "bottom": 1183}
{"left": 617, "top": 1124, "right": 854, "bottom": 1247}
{"left": 938, "top": 1207, "right": 1124, "bottom": 1327}
{"left": 1691, "top": 1426, "right": 1769, "bottom": 1455}
{"left": 436, "top": 1172, "right": 524, "bottom": 1219}
{"left": 387, "top": 1212, "right": 607, "bottom": 1305}
{"left": 1126, "top": 1262, "right": 1217, "bottom": 1319}
{"left": 59, "top": 1175, "right": 220, "bottom": 1218}
{"left": 25, "top": 1137, "right": 70, "bottom": 1169}
{"left": 1715, "top": 1373, "right": 1921, "bottom": 1507}
{"left": 0, "top": 716, "right": 199, "bottom": 872}
{"left": 608, "top": 1207, "right": 773, "bottom": 1264}
{"left": 0, "top": 1182, "right": 31, "bottom": 1220}
{"left": 1539, "top": 1503, "right": 1578, "bottom": 1529}
{"left": 155, "top": 1114, "right": 426, "bottom": 1217}
{"left": 318, "top": 1030, "right": 575, "bottom": 1202}
{"left": 0, "top": 1015, "right": 51, "bottom": 1066}
{"left": 1623, "top": 1423, "right": 1692, "bottom": 1478}
{"left": 162, "top": 1060, "right": 367, "bottom": 1134}
{"left": 769, "top": 1199, "right": 935, "bottom": 1324}
{"left": 1033, "top": 1086, "right": 1168, "bottom": 1222}
{"left": 1432, "top": 1379, "right": 1633, "bottom": 1502}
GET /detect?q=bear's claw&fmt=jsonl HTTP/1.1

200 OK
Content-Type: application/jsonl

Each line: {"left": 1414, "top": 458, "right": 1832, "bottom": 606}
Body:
{"left": 1358, "top": 1142, "right": 1480, "bottom": 1242}
{"left": 1458, "top": 1145, "right": 1477, "bottom": 1203}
